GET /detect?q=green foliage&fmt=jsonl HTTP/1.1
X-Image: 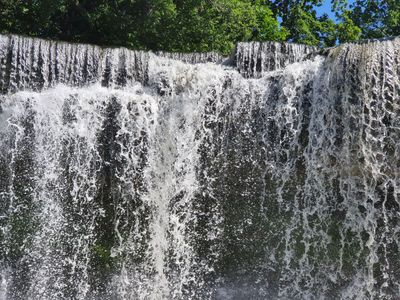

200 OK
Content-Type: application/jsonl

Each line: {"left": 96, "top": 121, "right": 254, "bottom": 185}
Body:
{"left": 349, "top": 0, "right": 400, "bottom": 39}
{"left": 0, "top": 0, "right": 286, "bottom": 55}
{"left": 0, "top": 0, "right": 398, "bottom": 53}
{"left": 282, "top": 4, "right": 324, "bottom": 46}
{"left": 132, "top": 0, "right": 287, "bottom": 54}
{"left": 270, "top": 0, "right": 333, "bottom": 46}
{"left": 269, "top": 0, "right": 361, "bottom": 47}
{"left": 337, "top": 11, "right": 362, "bottom": 43}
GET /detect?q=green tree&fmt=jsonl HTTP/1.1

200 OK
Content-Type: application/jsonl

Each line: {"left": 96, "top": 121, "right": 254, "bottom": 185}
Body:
{"left": 7, "top": 0, "right": 400, "bottom": 54}
{"left": 349, "top": 0, "right": 400, "bottom": 39}
{"left": 0, "top": 0, "right": 287, "bottom": 54}
{"left": 161, "top": 0, "right": 287, "bottom": 54}
{"left": 336, "top": 11, "right": 362, "bottom": 43}
{"left": 270, "top": 0, "right": 340, "bottom": 47}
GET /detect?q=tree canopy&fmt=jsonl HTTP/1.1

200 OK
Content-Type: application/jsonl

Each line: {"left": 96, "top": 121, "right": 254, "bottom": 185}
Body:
{"left": 349, "top": 0, "right": 400, "bottom": 39}
{"left": 0, "top": 0, "right": 397, "bottom": 54}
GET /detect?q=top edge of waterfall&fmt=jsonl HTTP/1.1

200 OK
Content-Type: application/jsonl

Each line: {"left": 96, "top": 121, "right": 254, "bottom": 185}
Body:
{"left": 1, "top": 32, "right": 399, "bottom": 59}
{"left": 344, "top": 35, "right": 400, "bottom": 45}
{"left": 1, "top": 33, "right": 400, "bottom": 93}
{"left": 0, "top": 33, "right": 228, "bottom": 64}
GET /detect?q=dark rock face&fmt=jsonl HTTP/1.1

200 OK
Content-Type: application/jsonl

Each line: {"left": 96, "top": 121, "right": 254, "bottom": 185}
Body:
{"left": 0, "top": 34, "right": 400, "bottom": 299}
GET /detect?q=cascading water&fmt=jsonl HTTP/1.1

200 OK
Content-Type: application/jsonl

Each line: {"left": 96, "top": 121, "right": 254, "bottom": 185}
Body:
{"left": 0, "top": 34, "right": 399, "bottom": 299}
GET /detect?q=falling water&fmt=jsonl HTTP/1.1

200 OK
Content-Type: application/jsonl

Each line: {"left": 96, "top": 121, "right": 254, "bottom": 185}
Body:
{"left": 0, "top": 34, "right": 400, "bottom": 299}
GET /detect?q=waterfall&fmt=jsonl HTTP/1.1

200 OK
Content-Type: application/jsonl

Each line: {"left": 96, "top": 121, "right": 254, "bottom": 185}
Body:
{"left": 0, "top": 34, "right": 400, "bottom": 299}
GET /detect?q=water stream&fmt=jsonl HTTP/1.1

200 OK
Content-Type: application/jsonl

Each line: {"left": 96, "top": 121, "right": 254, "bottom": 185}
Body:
{"left": 0, "top": 34, "right": 399, "bottom": 299}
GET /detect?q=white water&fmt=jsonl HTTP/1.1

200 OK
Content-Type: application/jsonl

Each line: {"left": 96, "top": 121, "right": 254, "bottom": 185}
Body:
{"left": 0, "top": 35, "right": 400, "bottom": 299}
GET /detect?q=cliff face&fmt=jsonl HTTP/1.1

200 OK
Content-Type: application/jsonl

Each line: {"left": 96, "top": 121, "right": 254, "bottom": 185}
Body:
{"left": 0, "top": 34, "right": 400, "bottom": 299}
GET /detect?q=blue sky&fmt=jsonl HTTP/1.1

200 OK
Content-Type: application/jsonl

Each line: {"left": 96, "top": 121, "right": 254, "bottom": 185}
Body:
{"left": 315, "top": 0, "right": 355, "bottom": 21}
